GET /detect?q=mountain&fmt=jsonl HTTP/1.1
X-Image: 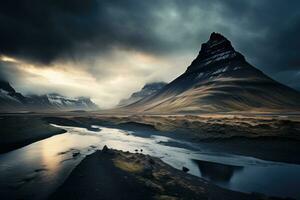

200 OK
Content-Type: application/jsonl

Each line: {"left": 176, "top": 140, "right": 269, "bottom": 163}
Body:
{"left": 125, "top": 32, "right": 300, "bottom": 113}
{"left": 0, "top": 81, "right": 98, "bottom": 112}
{"left": 118, "top": 82, "right": 167, "bottom": 106}
{"left": 0, "top": 80, "right": 27, "bottom": 110}
{"left": 27, "top": 93, "right": 99, "bottom": 111}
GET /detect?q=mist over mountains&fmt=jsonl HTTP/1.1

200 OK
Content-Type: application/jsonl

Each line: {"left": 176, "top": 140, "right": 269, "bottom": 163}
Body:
{"left": 118, "top": 82, "right": 167, "bottom": 107}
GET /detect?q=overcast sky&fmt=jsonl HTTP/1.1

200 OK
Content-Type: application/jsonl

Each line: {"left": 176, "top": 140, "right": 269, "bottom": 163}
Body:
{"left": 0, "top": 0, "right": 299, "bottom": 108}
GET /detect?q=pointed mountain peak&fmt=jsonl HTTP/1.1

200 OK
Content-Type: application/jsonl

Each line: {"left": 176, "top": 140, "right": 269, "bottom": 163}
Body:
{"left": 186, "top": 32, "right": 245, "bottom": 73}
{"left": 205, "top": 32, "right": 233, "bottom": 50}
{"left": 209, "top": 32, "right": 227, "bottom": 42}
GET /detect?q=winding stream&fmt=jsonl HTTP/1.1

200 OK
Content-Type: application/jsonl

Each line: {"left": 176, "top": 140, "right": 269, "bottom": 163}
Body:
{"left": 0, "top": 125, "right": 299, "bottom": 199}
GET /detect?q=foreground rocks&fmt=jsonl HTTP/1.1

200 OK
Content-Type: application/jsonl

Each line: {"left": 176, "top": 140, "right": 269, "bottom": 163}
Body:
{"left": 50, "top": 146, "right": 283, "bottom": 200}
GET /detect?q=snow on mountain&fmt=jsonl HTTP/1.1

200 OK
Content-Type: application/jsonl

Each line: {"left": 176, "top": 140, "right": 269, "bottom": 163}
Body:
{"left": 27, "top": 93, "right": 99, "bottom": 111}
{"left": 0, "top": 89, "right": 21, "bottom": 104}
{"left": 0, "top": 81, "right": 98, "bottom": 112}
{"left": 0, "top": 81, "right": 27, "bottom": 111}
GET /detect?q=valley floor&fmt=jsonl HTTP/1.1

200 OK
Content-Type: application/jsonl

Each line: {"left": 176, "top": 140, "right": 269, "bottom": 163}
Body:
{"left": 1, "top": 112, "right": 300, "bottom": 163}
{"left": 45, "top": 113, "right": 300, "bottom": 164}
{"left": 0, "top": 112, "right": 300, "bottom": 199}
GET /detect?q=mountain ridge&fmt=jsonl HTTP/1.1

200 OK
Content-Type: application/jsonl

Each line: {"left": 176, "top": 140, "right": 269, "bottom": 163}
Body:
{"left": 0, "top": 80, "right": 98, "bottom": 112}
{"left": 123, "top": 32, "right": 300, "bottom": 113}
{"left": 118, "top": 82, "right": 167, "bottom": 107}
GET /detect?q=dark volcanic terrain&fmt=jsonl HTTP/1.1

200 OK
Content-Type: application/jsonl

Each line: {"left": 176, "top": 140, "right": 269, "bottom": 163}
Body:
{"left": 50, "top": 147, "right": 280, "bottom": 200}
{"left": 122, "top": 33, "right": 300, "bottom": 113}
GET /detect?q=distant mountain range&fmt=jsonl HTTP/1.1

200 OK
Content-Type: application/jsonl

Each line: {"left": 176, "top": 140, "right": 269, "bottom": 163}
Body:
{"left": 0, "top": 80, "right": 98, "bottom": 112}
{"left": 123, "top": 32, "right": 300, "bottom": 113}
{"left": 118, "top": 82, "right": 167, "bottom": 107}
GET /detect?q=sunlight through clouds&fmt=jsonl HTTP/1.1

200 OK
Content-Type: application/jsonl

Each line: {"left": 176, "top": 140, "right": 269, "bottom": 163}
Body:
{"left": 0, "top": 50, "right": 191, "bottom": 108}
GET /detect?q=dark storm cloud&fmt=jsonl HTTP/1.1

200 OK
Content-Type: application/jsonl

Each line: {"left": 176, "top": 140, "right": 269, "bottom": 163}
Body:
{"left": 0, "top": 0, "right": 171, "bottom": 64}
{"left": 0, "top": 63, "right": 7, "bottom": 81}
{"left": 216, "top": 0, "right": 300, "bottom": 72}
{"left": 0, "top": 0, "right": 300, "bottom": 89}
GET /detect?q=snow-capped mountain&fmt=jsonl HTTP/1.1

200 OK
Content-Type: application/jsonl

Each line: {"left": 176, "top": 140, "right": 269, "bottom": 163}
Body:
{"left": 125, "top": 32, "right": 300, "bottom": 113}
{"left": 0, "top": 81, "right": 98, "bottom": 112}
{"left": 27, "top": 93, "right": 98, "bottom": 111}
{"left": 0, "top": 81, "right": 27, "bottom": 111}
{"left": 118, "top": 82, "right": 167, "bottom": 106}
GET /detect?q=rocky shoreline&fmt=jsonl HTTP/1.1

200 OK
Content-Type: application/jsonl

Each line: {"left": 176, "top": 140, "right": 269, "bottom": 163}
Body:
{"left": 50, "top": 146, "right": 286, "bottom": 200}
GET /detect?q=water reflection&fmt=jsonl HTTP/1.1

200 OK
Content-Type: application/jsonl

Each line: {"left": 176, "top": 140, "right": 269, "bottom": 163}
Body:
{"left": 0, "top": 125, "right": 300, "bottom": 200}
{"left": 193, "top": 159, "right": 244, "bottom": 183}
{"left": 0, "top": 132, "right": 102, "bottom": 200}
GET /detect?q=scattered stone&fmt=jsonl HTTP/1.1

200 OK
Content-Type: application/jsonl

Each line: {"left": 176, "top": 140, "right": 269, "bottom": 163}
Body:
{"left": 140, "top": 149, "right": 143, "bottom": 152}
{"left": 182, "top": 166, "right": 189, "bottom": 173}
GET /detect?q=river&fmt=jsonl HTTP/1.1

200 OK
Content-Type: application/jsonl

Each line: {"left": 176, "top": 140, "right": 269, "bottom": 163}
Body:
{"left": 0, "top": 125, "right": 299, "bottom": 199}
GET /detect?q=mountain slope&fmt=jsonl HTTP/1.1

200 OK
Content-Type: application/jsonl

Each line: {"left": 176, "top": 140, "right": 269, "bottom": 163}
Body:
{"left": 118, "top": 82, "right": 167, "bottom": 107}
{"left": 27, "top": 93, "right": 99, "bottom": 111}
{"left": 0, "top": 81, "right": 27, "bottom": 111}
{"left": 0, "top": 81, "right": 98, "bottom": 112}
{"left": 125, "top": 32, "right": 300, "bottom": 113}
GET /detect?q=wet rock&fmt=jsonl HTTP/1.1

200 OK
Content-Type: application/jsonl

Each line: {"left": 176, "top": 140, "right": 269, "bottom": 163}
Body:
{"left": 182, "top": 166, "right": 189, "bottom": 173}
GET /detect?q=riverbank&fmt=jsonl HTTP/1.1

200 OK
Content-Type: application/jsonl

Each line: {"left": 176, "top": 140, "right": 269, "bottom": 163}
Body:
{"left": 45, "top": 114, "right": 300, "bottom": 164}
{"left": 0, "top": 116, "right": 66, "bottom": 153}
{"left": 50, "top": 147, "right": 283, "bottom": 200}
{"left": 1, "top": 113, "right": 300, "bottom": 164}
